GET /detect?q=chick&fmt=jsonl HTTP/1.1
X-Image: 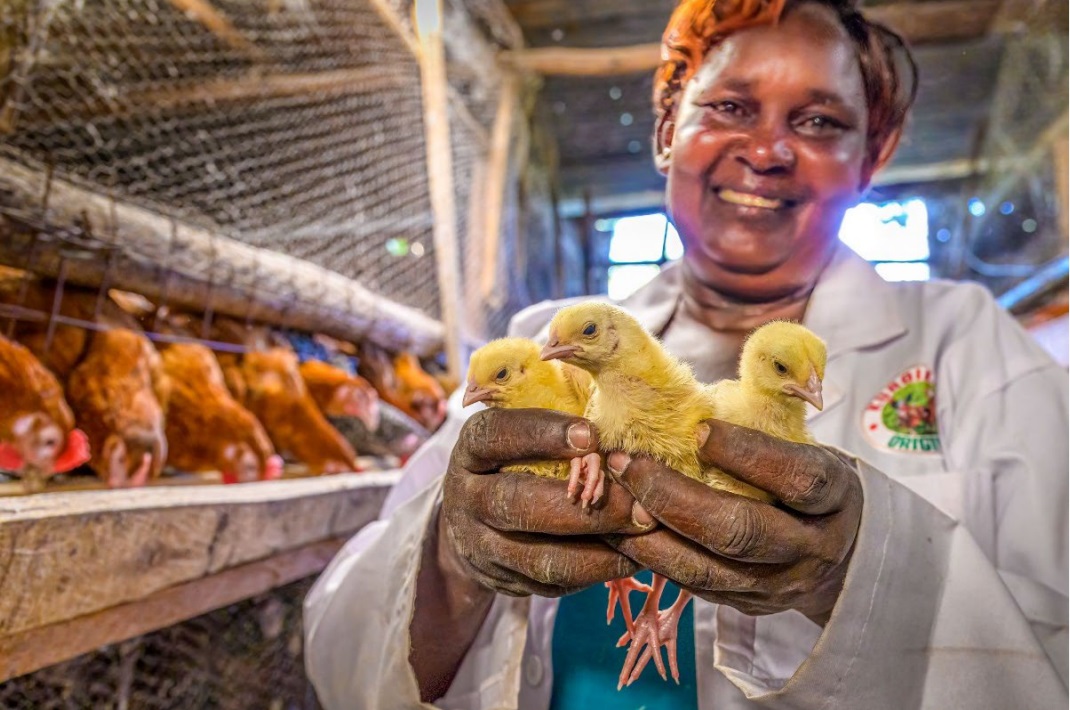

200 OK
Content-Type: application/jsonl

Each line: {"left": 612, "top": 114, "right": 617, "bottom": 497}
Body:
{"left": 708, "top": 320, "right": 826, "bottom": 444}
{"left": 462, "top": 337, "right": 602, "bottom": 504}
{"left": 542, "top": 305, "right": 826, "bottom": 688}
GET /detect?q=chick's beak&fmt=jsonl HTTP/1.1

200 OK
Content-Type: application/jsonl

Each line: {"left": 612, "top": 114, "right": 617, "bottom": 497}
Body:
{"left": 539, "top": 331, "right": 580, "bottom": 361}
{"left": 784, "top": 366, "right": 824, "bottom": 411}
{"left": 462, "top": 380, "right": 498, "bottom": 407}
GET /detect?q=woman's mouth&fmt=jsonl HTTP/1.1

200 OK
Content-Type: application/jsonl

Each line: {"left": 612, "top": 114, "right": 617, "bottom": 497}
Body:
{"left": 716, "top": 188, "right": 787, "bottom": 210}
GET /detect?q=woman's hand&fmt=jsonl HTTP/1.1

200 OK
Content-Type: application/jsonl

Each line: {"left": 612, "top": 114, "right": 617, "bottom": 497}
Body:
{"left": 603, "top": 419, "right": 863, "bottom": 626}
{"left": 441, "top": 407, "right": 652, "bottom": 598}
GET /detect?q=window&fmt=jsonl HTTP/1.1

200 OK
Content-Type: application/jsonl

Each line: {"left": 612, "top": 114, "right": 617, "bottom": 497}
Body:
{"left": 605, "top": 213, "right": 682, "bottom": 300}
{"left": 838, "top": 198, "right": 931, "bottom": 281}
{"left": 603, "top": 197, "right": 932, "bottom": 300}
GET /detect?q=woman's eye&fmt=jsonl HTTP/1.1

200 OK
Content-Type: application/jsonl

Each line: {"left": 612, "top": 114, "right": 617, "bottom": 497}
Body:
{"left": 796, "top": 115, "right": 846, "bottom": 135}
{"left": 774, "top": 361, "right": 788, "bottom": 375}
{"left": 496, "top": 368, "right": 508, "bottom": 380}
{"left": 714, "top": 100, "right": 742, "bottom": 114}
{"left": 582, "top": 323, "right": 597, "bottom": 336}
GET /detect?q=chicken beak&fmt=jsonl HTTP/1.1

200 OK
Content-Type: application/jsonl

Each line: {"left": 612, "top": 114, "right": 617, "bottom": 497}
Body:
{"left": 539, "top": 333, "right": 580, "bottom": 361}
{"left": 784, "top": 367, "right": 824, "bottom": 411}
{"left": 462, "top": 382, "right": 498, "bottom": 407}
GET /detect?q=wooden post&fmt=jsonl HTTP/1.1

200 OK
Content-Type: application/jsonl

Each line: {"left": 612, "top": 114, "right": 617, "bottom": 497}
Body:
{"left": 1054, "top": 132, "right": 1068, "bottom": 238}
{"left": 581, "top": 189, "right": 594, "bottom": 294}
{"left": 464, "top": 158, "right": 489, "bottom": 342}
{"left": 480, "top": 72, "right": 520, "bottom": 303}
{"left": 416, "top": 0, "right": 465, "bottom": 381}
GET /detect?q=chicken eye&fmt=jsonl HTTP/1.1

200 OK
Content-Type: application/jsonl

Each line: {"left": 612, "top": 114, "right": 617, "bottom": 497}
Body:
{"left": 582, "top": 323, "right": 597, "bottom": 336}
{"left": 495, "top": 368, "right": 509, "bottom": 380}
{"left": 773, "top": 361, "right": 788, "bottom": 375}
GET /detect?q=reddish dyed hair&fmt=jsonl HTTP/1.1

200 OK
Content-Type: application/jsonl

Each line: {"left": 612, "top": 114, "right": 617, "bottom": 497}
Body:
{"left": 655, "top": 0, "right": 918, "bottom": 173}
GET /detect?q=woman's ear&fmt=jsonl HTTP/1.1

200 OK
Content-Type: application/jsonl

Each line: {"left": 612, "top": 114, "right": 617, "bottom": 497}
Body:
{"left": 654, "top": 113, "right": 676, "bottom": 175}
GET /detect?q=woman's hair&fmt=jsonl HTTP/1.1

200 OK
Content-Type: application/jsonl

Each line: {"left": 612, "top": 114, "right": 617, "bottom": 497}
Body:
{"left": 655, "top": 0, "right": 919, "bottom": 172}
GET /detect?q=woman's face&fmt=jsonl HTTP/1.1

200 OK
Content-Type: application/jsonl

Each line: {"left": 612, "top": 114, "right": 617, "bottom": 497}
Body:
{"left": 663, "top": 3, "right": 870, "bottom": 300}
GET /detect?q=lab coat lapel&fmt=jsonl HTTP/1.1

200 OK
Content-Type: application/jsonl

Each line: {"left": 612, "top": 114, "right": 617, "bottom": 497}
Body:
{"left": 803, "top": 246, "right": 909, "bottom": 421}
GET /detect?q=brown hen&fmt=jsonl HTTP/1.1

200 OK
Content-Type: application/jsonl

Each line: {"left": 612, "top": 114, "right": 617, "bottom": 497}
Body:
{"left": 160, "top": 343, "right": 282, "bottom": 483}
{"left": 0, "top": 334, "right": 89, "bottom": 491}
{"left": 235, "top": 348, "right": 358, "bottom": 475}
{"left": 66, "top": 328, "right": 170, "bottom": 488}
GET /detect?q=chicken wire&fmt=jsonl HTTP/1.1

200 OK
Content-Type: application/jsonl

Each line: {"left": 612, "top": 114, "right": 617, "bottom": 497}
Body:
{"left": 0, "top": 576, "right": 322, "bottom": 709}
{"left": 0, "top": 0, "right": 531, "bottom": 344}
{"left": 955, "top": 1, "right": 1069, "bottom": 294}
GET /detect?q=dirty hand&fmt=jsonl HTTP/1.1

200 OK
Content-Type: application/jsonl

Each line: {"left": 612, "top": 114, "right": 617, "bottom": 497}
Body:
{"left": 604, "top": 419, "right": 863, "bottom": 626}
{"left": 440, "top": 408, "right": 652, "bottom": 598}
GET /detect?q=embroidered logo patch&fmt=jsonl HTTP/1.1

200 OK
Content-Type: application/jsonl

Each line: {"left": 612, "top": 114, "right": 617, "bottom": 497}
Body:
{"left": 862, "top": 365, "right": 940, "bottom": 454}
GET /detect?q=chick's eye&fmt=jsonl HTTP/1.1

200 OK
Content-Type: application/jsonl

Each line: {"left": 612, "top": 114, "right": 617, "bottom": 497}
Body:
{"left": 582, "top": 323, "right": 597, "bottom": 336}
{"left": 774, "top": 361, "right": 788, "bottom": 375}
{"left": 496, "top": 368, "right": 508, "bottom": 380}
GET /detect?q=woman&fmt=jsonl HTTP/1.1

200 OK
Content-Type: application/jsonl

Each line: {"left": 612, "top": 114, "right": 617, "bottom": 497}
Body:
{"left": 304, "top": 1, "right": 1068, "bottom": 707}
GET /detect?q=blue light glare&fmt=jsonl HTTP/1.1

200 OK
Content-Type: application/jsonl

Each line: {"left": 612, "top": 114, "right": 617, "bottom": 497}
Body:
{"left": 838, "top": 198, "right": 930, "bottom": 263}
{"left": 968, "top": 198, "right": 986, "bottom": 217}
{"left": 999, "top": 202, "right": 1015, "bottom": 215}
{"left": 609, "top": 214, "right": 678, "bottom": 263}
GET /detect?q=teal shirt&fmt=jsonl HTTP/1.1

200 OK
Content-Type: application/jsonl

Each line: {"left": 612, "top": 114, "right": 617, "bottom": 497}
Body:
{"left": 549, "top": 572, "right": 698, "bottom": 709}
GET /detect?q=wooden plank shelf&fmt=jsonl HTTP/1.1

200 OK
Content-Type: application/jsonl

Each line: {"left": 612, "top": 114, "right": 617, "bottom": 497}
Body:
{"left": 0, "top": 470, "right": 400, "bottom": 680}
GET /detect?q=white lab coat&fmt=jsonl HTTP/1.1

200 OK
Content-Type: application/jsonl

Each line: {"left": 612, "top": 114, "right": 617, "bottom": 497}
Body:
{"left": 304, "top": 246, "right": 1069, "bottom": 709}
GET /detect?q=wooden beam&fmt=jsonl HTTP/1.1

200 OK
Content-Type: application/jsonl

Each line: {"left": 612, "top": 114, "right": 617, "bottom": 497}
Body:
{"left": 128, "top": 67, "right": 406, "bottom": 111}
{"left": 0, "top": 537, "right": 347, "bottom": 682}
{"left": 366, "top": 0, "right": 490, "bottom": 149}
{"left": 417, "top": 0, "right": 466, "bottom": 381}
{"left": 480, "top": 72, "right": 520, "bottom": 301}
{"left": 0, "top": 158, "right": 446, "bottom": 355}
{"left": 499, "top": 0, "right": 1005, "bottom": 76}
{"left": 28, "top": 68, "right": 411, "bottom": 124}
{"left": 500, "top": 43, "right": 660, "bottom": 76}
{"left": 168, "top": 0, "right": 264, "bottom": 59}
{"left": 0, "top": 471, "right": 397, "bottom": 642}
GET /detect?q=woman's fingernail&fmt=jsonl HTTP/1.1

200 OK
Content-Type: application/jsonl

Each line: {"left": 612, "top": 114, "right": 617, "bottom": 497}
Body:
{"left": 607, "top": 451, "right": 631, "bottom": 475}
{"left": 697, "top": 422, "right": 711, "bottom": 448}
{"left": 631, "top": 502, "right": 655, "bottom": 530}
{"left": 567, "top": 422, "right": 591, "bottom": 450}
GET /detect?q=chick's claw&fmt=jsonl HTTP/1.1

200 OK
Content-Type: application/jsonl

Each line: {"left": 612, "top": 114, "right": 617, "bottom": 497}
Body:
{"left": 605, "top": 576, "right": 653, "bottom": 632}
{"left": 567, "top": 452, "right": 604, "bottom": 508}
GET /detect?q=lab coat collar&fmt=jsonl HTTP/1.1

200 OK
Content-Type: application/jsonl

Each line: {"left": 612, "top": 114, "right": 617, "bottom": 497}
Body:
{"left": 802, "top": 245, "right": 908, "bottom": 360}
{"left": 620, "top": 245, "right": 909, "bottom": 360}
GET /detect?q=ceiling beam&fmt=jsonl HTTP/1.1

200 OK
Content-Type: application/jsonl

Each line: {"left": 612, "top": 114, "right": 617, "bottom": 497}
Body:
{"left": 501, "top": 0, "right": 1004, "bottom": 75}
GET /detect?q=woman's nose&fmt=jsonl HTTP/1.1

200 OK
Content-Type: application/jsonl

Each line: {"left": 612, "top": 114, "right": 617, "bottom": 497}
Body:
{"left": 735, "top": 125, "right": 795, "bottom": 174}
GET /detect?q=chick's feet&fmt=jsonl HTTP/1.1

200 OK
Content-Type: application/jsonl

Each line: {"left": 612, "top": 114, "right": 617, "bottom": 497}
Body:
{"left": 605, "top": 576, "right": 654, "bottom": 633}
{"left": 567, "top": 452, "right": 604, "bottom": 509}
{"left": 617, "top": 577, "right": 693, "bottom": 688}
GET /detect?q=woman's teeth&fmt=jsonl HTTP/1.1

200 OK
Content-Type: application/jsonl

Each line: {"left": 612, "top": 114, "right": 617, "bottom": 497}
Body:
{"left": 718, "top": 188, "right": 784, "bottom": 210}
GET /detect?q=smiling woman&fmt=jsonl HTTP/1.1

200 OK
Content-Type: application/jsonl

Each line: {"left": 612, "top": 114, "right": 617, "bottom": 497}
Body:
{"left": 304, "top": 2, "right": 1069, "bottom": 708}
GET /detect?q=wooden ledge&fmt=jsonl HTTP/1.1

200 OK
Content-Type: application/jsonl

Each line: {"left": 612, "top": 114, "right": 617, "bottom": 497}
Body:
{"left": 0, "top": 471, "right": 400, "bottom": 646}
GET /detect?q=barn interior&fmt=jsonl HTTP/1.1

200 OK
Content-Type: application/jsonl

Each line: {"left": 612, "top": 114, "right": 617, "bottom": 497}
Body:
{"left": 0, "top": 0, "right": 1065, "bottom": 706}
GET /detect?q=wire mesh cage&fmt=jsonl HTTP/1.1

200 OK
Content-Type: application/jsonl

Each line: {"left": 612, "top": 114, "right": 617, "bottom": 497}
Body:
{"left": 0, "top": 576, "right": 322, "bottom": 710}
{"left": 959, "top": 1, "right": 1069, "bottom": 295}
{"left": 0, "top": 0, "right": 531, "bottom": 355}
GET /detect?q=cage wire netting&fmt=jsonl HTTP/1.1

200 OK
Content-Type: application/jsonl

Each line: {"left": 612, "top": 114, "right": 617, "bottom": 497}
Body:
{"left": 955, "top": 0, "right": 1069, "bottom": 295}
{"left": 0, "top": 0, "right": 532, "bottom": 347}
{"left": 0, "top": 0, "right": 532, "bottom": 703}
{"left": 0, "top": 576, "right": 322, "bottom": 710}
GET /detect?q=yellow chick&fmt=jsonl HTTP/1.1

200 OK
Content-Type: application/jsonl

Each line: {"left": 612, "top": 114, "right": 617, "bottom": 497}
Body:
{"left": 541, "top": 304, "right": 827, "bottom": 688}
{"left": 708, "top": 320, "right": 827, "bottom": 444}
{"left": 462, "top": 337, "right": 601, "bottom": 504}
{"left": 540, "top": 302, "right": 765, "bottom": 496}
